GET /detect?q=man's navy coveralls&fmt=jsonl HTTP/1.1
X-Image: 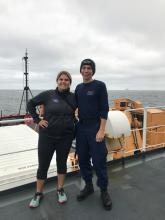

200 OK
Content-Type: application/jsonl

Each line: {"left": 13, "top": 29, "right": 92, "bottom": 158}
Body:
{"left": 75, "top": 80, "right": 109, "bottom": 190}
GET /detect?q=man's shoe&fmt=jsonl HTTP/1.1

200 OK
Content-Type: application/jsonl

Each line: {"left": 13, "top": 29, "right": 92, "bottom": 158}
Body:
{"left": 77, "top": 183, "right": 94, "bottom": 201}
{"left": 57, "top": 188, "right": 67, "bottom": 204}
{"left": 29, "top": 192, "right": 43, "bottom": 208}
{"left": 101, "top": 190, "right": 112, "bottom": 210}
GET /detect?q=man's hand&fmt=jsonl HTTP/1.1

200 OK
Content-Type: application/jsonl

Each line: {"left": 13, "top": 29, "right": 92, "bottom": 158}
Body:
{"left": 96, "top": 129, "right": 105, "bottom": 142}
{"left": 38, "top": 119, "right": 48, "bottom": 128}
{"left": 96, "top": 118, "right": 107, "bottom": 142}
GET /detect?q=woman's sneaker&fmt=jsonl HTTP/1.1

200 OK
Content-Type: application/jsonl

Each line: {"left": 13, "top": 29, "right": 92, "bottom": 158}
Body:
{"left": 57, "top": 188, "right": 67, "bottom": 204}
{"left": 29, "top": 192, "right": 43, "bottom": 208}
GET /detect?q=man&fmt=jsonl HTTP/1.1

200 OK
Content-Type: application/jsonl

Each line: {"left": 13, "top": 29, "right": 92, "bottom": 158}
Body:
{"left": 75, "top": 58, "right": 112, "bottom": 210}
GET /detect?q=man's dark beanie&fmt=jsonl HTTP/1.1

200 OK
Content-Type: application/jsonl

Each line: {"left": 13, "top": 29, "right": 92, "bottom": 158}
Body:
{"left": 80, "top": 58, "right": 96, "bottom": 75}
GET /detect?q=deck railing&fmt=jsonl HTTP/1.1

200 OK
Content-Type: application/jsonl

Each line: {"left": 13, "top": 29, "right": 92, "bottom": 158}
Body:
{"left": 0, "top": 106, "right": 165, "bottom": 156}
{"left": 0, "top": 106, "right": 165, "bottom": 191}
{"left": 0, "top": 119, "right": 78, "bottom": 191}
{"left": 124, "top": 106, "right": 165, "bottom": 154}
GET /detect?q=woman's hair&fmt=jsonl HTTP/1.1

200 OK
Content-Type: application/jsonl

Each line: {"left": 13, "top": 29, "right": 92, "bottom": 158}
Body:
{"left": 56, "top": 71, "right": 72, "bottom": 84}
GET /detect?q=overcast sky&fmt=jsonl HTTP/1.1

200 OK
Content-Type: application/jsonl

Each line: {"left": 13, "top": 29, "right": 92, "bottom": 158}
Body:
{"left": 0, "top": 0, "right": 165, "bottom": 90}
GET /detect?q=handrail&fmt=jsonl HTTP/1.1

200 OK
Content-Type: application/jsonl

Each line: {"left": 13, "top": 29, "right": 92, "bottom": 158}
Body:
{"left": 124, "top": 105, "right": 165, "bottom": 112}
{"left": 0, "top": 106, "right": 165, "bottom": 156}
{"left": 124, "top": 106, "right": 165, "bottom": 152}
{"left": 0, "top": 148, "right": 37, "bottom": 157}
{"left": 0, "top": 105, "right": 164, "bottom": 191}
{"left": 0, "top": 118, "right": 33, "bottom": 125}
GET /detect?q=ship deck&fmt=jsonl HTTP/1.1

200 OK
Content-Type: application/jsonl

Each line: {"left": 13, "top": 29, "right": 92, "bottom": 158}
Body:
{"left": 1, "top": 150, "right": 165, "bottom": 220}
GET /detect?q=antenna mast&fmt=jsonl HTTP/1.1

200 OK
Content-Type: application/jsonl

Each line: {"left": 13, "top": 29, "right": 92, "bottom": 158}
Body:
{"left": 24, "top": 49, "right": 29, "bottom": 113}
{"left": 18, "top": 50, "right": 33, "bottom": 114}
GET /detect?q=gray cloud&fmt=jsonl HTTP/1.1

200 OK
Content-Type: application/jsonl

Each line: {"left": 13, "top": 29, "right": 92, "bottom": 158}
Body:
{"left": 0, "top": 0, "right": 164, "bottom": 90}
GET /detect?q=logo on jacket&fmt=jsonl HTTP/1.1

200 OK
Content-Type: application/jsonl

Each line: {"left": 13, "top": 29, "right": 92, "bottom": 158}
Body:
{"left": 87, "top": 90, "right": 95, "bottom": 96}
{"left": 52, "top": 99, "right": 59, "bottom": 103}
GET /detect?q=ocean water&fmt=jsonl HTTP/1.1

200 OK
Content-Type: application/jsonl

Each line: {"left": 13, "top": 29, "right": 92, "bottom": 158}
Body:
{"left": 0, "top": 90, "right": 165, "bottom": 115}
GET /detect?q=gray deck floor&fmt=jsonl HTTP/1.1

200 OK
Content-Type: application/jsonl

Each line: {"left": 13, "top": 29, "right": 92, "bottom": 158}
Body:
{"left": 1, "top": 153, "right": 165, "bottom": 220}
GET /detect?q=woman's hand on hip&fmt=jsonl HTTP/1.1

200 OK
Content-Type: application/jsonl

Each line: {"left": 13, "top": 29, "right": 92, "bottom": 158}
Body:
{"left": 38, "top": 119, "right": 48, "bottom": 128}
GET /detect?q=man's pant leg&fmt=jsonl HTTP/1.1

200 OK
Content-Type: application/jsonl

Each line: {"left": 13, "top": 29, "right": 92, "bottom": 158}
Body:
{"left": 76, "top": 123, "right": 93, "bottom": 184}
{"left": 87, "top": 125, "right": 108, "bottom": 190}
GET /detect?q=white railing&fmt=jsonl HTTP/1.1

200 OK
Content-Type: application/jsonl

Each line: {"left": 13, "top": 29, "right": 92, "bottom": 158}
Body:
{"left": 0, "top": 106, "right": 165, "bottom": 191}
{"left": 0, "top": 107, "right": 165, "bottom": 156}
{"left": 0, "top": 118, "right": 33, "bottom": 125}
{"left": 0, "top": 120, "right": 78, "bottom": 191}
{"left": 124, "top": 105, "right": 165, "bottom": 153}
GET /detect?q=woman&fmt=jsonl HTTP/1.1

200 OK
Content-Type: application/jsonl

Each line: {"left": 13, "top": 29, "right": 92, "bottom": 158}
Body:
{"left": 27, "top": 71, "right": 76, "bottom": 208}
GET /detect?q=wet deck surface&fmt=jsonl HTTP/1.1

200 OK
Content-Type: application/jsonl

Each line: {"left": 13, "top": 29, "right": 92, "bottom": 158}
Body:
{"left": 1, "top": 152, "right": 165, "bottom": 220}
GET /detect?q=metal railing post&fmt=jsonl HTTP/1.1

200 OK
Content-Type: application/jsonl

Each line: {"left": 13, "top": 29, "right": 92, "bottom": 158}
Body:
{"left": 142, "top": 108, "right": 147, "bottom": 152}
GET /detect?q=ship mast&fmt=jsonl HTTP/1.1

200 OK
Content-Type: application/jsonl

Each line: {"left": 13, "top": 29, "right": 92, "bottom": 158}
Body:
{"left": 18, "top": 50, "right": 33, "bottom": 114}
{"left": 24, "top": 49, "right": 29, "bottom": 113}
